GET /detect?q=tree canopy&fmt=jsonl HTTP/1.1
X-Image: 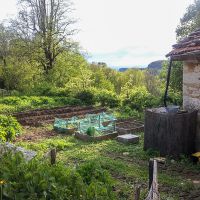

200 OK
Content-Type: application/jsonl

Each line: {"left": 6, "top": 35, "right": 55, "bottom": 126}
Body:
{"left": 176, "top": 0, "right": 200, "bottom": 40}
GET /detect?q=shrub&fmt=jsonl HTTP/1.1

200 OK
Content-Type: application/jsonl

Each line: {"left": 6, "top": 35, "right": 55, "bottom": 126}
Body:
{"left": 0, "top": 96, "right": 22, "bottom": 105}
{"left": 0, "top": 104, "right": 16, "bottom": 114}
{"left": 0, "top": 152, "right": 116, "bottom": 200}
{"left": 96, "top": 90, "right": 120, "bottom": 108}
{"left": 47, "top": 87, "right": 72, "bottom": 97}
{"left": 122, "top": 87, "right": 160, "bottom": 112}
{"left": 75, "top": 90, "right": 95, "bottom": 105}
{"left": 55, "top": 97, "right": 82, "bottom": 106}
{"left": 77, "top": 161, "right": 115, "bottom": 199}
{"left": 117, "top": 106, "right": 144, "bottom": 120}
{"left": 0, "top": 115, "right": 22, "bottom": 142}
{"left": 29, "top": 96, "right": 55, "bottom": 106}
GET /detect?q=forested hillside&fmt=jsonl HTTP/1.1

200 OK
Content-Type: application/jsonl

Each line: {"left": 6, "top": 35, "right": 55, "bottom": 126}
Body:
{"left": 0, "top": 0, "right": 182, "bottom": 118}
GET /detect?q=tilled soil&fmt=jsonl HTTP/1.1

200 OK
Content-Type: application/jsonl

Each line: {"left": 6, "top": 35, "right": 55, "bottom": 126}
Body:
{"left": 13, "top": 106, "right": 107, "bottom": 126}
{"left": 14, "top": 127, "right": 58, "bottom": 142}
{"left": 116, "top": 120, "right": 144, "bottom": 134}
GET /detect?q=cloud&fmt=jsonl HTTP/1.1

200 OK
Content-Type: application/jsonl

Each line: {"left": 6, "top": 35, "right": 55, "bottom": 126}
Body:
{"left": 73, "top": 0, "right": 194, "bottom": 66}
{"left": 88, "top": 46, "right": 167, "bottom": 67}
{"left": 0, "top": 0, "right": 194, "bottom": 67}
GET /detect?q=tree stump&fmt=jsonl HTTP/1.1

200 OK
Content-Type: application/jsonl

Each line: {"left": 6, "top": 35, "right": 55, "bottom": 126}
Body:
{"left": 144, "top": 108, "right": 197, "bottom": 157}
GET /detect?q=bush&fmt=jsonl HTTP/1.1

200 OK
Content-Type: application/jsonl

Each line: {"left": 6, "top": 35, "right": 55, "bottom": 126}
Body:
{"left": 29, "top": 96, "right": 55, "bottom": 106}
{"left": 77, "top": 161, "right": 115, "bottom": 200}
{"left": 55, "top": 97, "right": 82, "bottom": 106}
{"left": 0, "top": 96, "right": 22, "bottom": 105}
{"left": 0, "top": 115, "right": 22, "bottom": 142}
{"left": 0, "top": 152, "right": 116, "bottom": 200}
{"left": 0, "top": 104, "right": 17, "bottom": 114}
{"left": 47, "top": 87, "right": 72, "bottom": 97}
{"left": 122, "top": 87, "right": 160, "bottom": 112}
{"left": 117, "top": 106, "right": 144, "bottom": 120}
{"left": 96, "top": 90, "right": 120, "bottom": 108}
{"left": 75, "top": 90, "right": 95, "bottom": 106}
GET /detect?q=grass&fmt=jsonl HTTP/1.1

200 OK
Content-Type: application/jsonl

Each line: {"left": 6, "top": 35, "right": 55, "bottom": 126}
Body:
{"left": 15, "top": 125, "right": 200, "bottom": 200}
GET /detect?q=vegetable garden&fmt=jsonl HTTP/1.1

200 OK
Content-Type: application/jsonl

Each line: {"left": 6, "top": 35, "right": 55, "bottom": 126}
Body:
{"left": 0, "top": 101, "right": 199, "bottom": 199}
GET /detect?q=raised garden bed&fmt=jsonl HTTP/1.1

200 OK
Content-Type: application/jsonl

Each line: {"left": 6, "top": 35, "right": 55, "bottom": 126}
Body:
{"left": 54, "top": 127, "right": 77, "bottom": 135}
{"left": 116, "top": 118, "right": 144, "bottom": 135}
{"left": 75, "top": 131, "right": 118, "bottom": 142}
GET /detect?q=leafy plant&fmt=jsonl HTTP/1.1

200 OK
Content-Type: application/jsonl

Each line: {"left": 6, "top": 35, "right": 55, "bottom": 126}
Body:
{"left": 86, "top": 127, "right": 96, "bottom": 136}
{"left": 0, "top": 152, "right": 116, "bottom": 200}
{"left": 0, "top": 115, "right": 22, "bottom": 142}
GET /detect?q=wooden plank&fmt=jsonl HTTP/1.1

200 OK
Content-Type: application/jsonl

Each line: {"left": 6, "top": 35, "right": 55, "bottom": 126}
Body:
{"left": 145, "top": 160, "right": 160, "bottom": 200}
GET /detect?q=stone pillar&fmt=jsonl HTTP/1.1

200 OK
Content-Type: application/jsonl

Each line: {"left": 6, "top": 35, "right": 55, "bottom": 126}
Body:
{"left": 183, "top": 61, "right": 200, "bottom": 151}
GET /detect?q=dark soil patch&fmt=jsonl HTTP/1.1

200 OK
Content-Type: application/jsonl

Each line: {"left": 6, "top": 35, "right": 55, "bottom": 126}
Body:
{"left": 116, "top": 119, "right": 144, "bottom": 134}
{"left": 14, "top": 127, "right": 57, "bottom": 142}
{"left": 13, "top": 106, "right": 107, "bottom": 126}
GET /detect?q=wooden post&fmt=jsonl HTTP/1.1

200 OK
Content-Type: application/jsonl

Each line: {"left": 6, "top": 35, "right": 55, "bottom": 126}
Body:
{"left": 134, "top": 185, "right": 141, "bottom": 200}
{"left": 50, "top": 149, "right": 56, "bottom": 165}
{"left": 145, "top": 160, "right": 160, "bottom": 200}
{"left": 149, "top": 158, "right": 154, "bottom": 189}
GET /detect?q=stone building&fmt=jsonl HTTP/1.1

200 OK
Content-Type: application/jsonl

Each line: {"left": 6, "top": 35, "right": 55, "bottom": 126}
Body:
{"left": 166, "top": 28, "right": 200, "bottom": 150}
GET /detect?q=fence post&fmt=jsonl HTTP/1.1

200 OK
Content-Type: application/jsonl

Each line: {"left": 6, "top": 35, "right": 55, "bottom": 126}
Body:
{"left": 50, "top": 149, "right": 56, "bottom": 165}
{"left": 149, "top": 158, "right": 154, "bottom": 189}
{"left": 134, "top": 185, "right": 141, "bottom": 200}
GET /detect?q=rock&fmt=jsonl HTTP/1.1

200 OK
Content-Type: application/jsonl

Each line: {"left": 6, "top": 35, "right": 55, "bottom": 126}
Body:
{"left": 193, "top": 180, "right": 200, "bottom": 184}
{"left": 122, "top": 152, "right": 129, "bottom": 156}
{"left": 154, "top": 157, "right": 166, "bottom": 164}
{"left": 170, "top": 159, "right": 176, "bottom": 164}
{"left": 117, "top": 134, "right": 139, "bottom": 144}
{"left": 0, "top": 142, "right": 36, "bottom": 161}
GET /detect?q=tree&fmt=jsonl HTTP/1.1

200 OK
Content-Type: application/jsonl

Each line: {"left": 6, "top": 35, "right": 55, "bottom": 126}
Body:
{"left": 11, "top": 0, "right": 76, "bottom": 74}
{"left": 144, "top": 70, "right": 161, "bottom": 96}
{"left": 176, "top": 0, "right": 200, "bottom": 40}
{"left": 0, "top": 24, "right": 13, "bottom": 68}
{"left": 160, "top": 61, "right": 183, "bottom": 92}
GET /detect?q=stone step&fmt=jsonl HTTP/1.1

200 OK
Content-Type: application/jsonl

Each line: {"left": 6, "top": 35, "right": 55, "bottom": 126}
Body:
{"left": 117, "top": 134, "right": 139, "bottom": 144}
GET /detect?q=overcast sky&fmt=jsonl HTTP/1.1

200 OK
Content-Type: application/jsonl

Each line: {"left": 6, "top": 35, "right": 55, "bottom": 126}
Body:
{"left": 0, "top": 0, "right": 194, "bottom": 67}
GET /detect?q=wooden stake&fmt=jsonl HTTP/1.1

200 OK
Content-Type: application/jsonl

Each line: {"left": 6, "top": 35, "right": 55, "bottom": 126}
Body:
{"left": 50, "top": 149, "right": 56, "bottom": 165}
{"left": 134, "top": 185, "right": 141, "bottom": 200}
{"left": 149, "top": 158, "right": 154, "bottom": 189}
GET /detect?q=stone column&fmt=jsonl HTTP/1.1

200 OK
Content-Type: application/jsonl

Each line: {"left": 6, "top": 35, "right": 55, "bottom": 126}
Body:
{"left": 183, "top": 61, "right": 200, "bottom": 151}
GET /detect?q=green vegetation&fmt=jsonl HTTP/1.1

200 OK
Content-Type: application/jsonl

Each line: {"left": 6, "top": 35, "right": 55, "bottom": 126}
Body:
{"left": 0, "top": 0, "right": 199, "bottom": 199}
{"left": 0, "top": 96, "right": 83, "bottom": 114}
{"left": 0, "top": 151, "right": 115, "bottom": 200}
{"left": 176, "top": 0, "right": 200, "bottom": 40}
{"left": 13, "top": 127, "right": 199, "bottom": 200}
{"left": 0, "top": 115, "right": 22, "bottom": 142}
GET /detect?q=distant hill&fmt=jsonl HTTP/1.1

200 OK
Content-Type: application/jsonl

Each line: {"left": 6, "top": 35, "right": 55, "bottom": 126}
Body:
{"left": 119, "top": 67, "right": 128, "bottom": 72}
{"left": 147, "top": 60, "right": 164, "bottom": 70}
{"left": 118, "top": 67, "right": 146, "bottom": 72}
{"left": 113, "top": 60, "right": 165, "bottom": 72}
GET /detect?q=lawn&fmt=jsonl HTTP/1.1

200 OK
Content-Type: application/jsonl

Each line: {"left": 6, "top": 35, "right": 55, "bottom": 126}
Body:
{"left": 14, "top": 125, "right": 200, "bottom": 200}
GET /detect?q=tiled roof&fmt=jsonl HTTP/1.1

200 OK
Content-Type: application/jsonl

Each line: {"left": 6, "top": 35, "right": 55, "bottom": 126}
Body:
{"left": 166, "top": 28, "right": 200, "bottom": 59}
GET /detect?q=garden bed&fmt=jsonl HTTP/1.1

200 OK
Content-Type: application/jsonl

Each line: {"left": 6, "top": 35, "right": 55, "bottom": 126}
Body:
{"left": 13, "top": 106, "right": 106, "bottom": 126}
{"left": 116, "top": 118, "right": 144, "bottom": 134}
{"left": 54, "top": 127, "right": 77, "bottom": 135}
{"left": 75, "top": 131, "right": 118, "bottom": 142}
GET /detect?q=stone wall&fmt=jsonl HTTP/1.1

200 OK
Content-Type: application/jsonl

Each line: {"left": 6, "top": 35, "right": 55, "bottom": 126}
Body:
{"left": 183, "top": 61, "right": 200, "bottom": 150}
